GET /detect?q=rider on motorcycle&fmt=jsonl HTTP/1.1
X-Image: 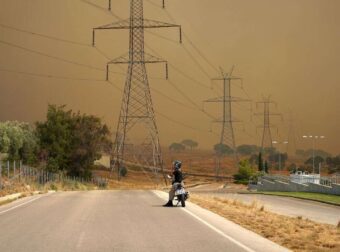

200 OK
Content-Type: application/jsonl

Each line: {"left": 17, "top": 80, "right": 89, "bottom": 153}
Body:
{"left": 163, "top": 160, "right": 184, "bottom": 207}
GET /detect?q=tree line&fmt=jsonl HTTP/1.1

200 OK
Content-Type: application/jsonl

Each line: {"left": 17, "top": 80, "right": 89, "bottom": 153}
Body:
{"left": 0, "top": 105, "right": 111, "bottom": 178}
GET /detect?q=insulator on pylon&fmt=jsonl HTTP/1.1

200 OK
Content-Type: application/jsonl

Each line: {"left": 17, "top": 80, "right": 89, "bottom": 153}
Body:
{"left": 106, "top": 65, "right": 109, "bottom": 81}
{"left": 165, "top": 63, "right": 168, "bottom": 80}
{"left": 179, "top": 27, "right": 182, "bottom": 44}
{"left": 92, "top": 29, "right": 95, "bottom": 47}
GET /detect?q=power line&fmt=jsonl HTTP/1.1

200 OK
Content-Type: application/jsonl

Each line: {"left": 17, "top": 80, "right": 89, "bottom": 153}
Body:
{"left": 181, "top": 44, "right": 212, "bottom": 80}
{"left": 150, "top": 87, "right": 197, "bottom": 111}
{"left": 0, "top": 68, "right": 106, "bottom": 82}
{"left": 106, "top": 79, "right": 214, "bottom": 134}
{"left": 0, "top": 39, "right": 104, "bottom": 72}
{"left": 145, "top": 0, "right": 219, "bottom": 74}
{"left": 167, "top": 79, "right": 216, "bottom": 120}
{"left": 80, "top": 0, "right": 122, "bottom": 20}
{"left": 146, "top": 44, "right": 212, "bottom": 90}
{"left": 163, "top": 8, "right": 220, "bottom": 74}
{"left": 0, "top": 23, "right": 90, "bottom": 47}
{"left": 0, "top": 36, "right": 202, "bottom": 115}
{"left": 155, "top": 111, "right": 215, "bottom": 134}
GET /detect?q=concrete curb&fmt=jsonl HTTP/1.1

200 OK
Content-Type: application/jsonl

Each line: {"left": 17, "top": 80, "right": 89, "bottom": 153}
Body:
{"left": 0, "top": 190, "right": 55, "bottom": 205}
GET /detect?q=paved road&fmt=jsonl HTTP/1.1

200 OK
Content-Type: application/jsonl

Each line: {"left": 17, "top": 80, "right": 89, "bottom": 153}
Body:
{"left": 191, "top": 189, "right": 340, "bottom": 225}
{"left": 0, "top": 191, "right": 289, "bottom": 252}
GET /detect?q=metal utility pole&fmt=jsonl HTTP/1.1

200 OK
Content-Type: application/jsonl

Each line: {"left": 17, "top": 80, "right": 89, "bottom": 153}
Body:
{"left": 272, "top": 140, "right": 288, "bottom": 171}
{"left": 92, "top": 0, "right": 182, "bottom": 182}
{"left": 286, "top": 111, "right": 297, "bottom": 157}
{"left": 205, "top": 66, "right": 248, "bottom": 157}
{"left": 0, "top": 162, "right": 2, "bottom": 189}
{"left": 302, "top": 135, "right": 325, "bottom": 173}
{"left": 255, "top": 96, "right": 282, "bottom": 151}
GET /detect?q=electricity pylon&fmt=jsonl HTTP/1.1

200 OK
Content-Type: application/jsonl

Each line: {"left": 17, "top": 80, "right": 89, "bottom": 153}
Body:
{"left": 204, "top": 66, "right": 249, "bottom": 174}
{"left": 92, "top": 0, "right": 182, "bottom": 182}
{"left": 254, "top": 96, "right": 282, "bottom": 150}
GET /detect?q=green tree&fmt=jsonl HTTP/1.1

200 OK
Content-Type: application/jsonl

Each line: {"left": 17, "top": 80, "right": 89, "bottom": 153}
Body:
{"left": 305, "top": 156, "right": 324, "bottom": 167}
{"left": 263, "top": 147, "right": 276, "bottom": 156}
{"left": 36, "top": 105, "right": 74, "bottom": 172}
{"left": 326, "top": 156, "right": 340, "bottom": 174}
{"left": 181, "top": 139, "right": 198, "bottom": 150}
{"left": 237, "top": 145, "right": 260, "bottom": 156}
{"left": 268, "top": 152, "right": 288, "bottom": 169}
{"left": 68, "top": 112, "right": 111, "bottom": 178}
{"left": 248, "top": 154, "right": 258, "bottom": 166}
{"left": 258, "top": 152, "right": 263, "bottom": 172}
{"left": 36, "top": 105, "right": 111, "bottom": 177}
{"left": 0, "top": 121, "right": 38, "bottom": 163}
{"left": 214, "top": 143, "right": 234, "bottom": 156}
{"left": 233, "top": 160, "right": 254, "bottom": 185}
{"left": 169, "top": 143, "right": 185, "bottom": 152}
{"left": 264, "top": 160, "right": 269, "bottom": 173}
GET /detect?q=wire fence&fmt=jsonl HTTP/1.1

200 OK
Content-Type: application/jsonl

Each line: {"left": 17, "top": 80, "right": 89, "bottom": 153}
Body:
{"left": 0, "top": 160, "right": 108, "bottom": 192}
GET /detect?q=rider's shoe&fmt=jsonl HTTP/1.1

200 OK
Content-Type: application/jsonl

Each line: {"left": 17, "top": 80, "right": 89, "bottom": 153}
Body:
{"left": 163, "top": 200, "right": 173, "bottom": 207}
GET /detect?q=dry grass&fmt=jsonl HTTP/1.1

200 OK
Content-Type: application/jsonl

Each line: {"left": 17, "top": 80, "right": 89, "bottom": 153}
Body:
{"left": 0, "top": 179, "right": 38, "bottom": 197}
{"left": 163, "top": 149, "right": 238, "bottom": 176}
{"left": 0, "top": 198, "right": 16, "bottom": 206}
{"left": 190, "top": 194, "right": 340, "bottom": 252}
{"left": 94, "top": 168, "right": 215, "bottom": 190}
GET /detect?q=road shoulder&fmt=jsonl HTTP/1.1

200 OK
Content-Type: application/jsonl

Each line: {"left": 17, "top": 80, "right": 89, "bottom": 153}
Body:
{"left": 153, "top": 190, "right": 290, "bottom": 252}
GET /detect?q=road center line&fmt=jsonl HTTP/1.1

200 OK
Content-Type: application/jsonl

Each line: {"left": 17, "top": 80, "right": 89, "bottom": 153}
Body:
{"left": 152, "top": 190, "right": 256, "bottom": 252}
{"left": 0, "top": 194, "right": 49, "bottom": 216}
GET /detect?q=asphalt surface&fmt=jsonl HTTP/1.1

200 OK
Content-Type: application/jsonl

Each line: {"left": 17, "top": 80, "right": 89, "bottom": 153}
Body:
{"left": 0, "top": 190, "right": 289, "bottom": 252}
{"left": 190, "top": 184, "right": 340, "bottom": 225}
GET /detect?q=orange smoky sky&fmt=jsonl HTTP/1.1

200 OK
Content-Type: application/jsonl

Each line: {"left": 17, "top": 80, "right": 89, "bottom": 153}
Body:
{"left": 0, "top": 0, "right": 339, "bottom": 154}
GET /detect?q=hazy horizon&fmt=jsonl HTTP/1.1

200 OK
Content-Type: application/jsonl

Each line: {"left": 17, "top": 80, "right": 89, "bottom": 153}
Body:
{"left": 0, "top": 0, "right": 339, "bottom": 155}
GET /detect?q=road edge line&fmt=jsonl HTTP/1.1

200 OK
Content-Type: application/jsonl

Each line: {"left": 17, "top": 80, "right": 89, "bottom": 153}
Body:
{"left": 0, "top": 193, "right": 52, "bottom": 215}
{"left": 152, "top": 190, "right": 256, "bottom": 252}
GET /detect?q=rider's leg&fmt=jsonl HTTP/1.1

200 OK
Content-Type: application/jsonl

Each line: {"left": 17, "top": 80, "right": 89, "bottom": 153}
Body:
{"left": 163, "top": 183, "right": 178, "bottom": 207}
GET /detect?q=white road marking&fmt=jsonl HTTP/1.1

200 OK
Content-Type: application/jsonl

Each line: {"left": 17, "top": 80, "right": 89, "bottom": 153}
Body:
{"left": 152, "top": 190, "right": 256, "bottom": 252}
{"left": 181, "top": 208, "right": 256, "bottom": 252}
{"left": 0, "top": 194, "right": 49, "bottom": 216}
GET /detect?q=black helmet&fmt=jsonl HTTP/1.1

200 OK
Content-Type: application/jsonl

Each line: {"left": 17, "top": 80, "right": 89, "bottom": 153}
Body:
{"left": 173, "top": 160, "right": 182, "bottom": 170}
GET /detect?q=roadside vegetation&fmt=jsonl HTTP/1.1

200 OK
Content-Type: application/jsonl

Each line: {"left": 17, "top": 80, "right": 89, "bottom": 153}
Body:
{"left": 0, "top": 177, "right": 103, "bottom": 198}
{"left": 0, "top": 104, "right": 111, "bottom": 180}
{"left": 190, "top": 194, "right": 340, "bottom": 252}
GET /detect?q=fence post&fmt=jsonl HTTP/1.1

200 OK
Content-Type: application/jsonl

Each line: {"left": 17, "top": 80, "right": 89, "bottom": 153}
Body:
{"left": 7, "top": 160, "right": 9, "bottom": 178}
{"left": 13, "top": 160, "right": 16, "bottom": 180}
{"left": 0, "top": 162, "right": 2, "bottom": 189}
{"left": 19, "top": 160, "right": 22, "bottom": 182}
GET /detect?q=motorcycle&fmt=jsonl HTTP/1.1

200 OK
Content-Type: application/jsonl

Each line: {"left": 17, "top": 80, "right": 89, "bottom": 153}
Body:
{"left": 167, "top": 175, "right": 189, "bottom": 207}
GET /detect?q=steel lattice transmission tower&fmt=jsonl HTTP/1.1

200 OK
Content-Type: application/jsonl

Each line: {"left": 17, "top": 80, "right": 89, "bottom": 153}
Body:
{"left": 92, "top": 0, "right": 182, "bottom": 181}
{"left": 204, "top": 66, "right": 249, "bottom": 157}
{"left": 255, "top": 96, "right": 282, "bottom": 150}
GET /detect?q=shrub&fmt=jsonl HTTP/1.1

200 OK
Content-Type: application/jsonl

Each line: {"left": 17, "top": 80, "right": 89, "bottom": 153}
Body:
{"left": 119, "top": 166, "right": 128, "bottom": 177}
{"left": 233, "top": 160, "right": 255, "bottom": 185}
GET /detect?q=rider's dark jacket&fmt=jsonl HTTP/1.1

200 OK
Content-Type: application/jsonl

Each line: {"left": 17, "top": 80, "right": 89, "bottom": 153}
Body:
{"left": 172, "top": 169, "right": 183, "bottom": 184}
